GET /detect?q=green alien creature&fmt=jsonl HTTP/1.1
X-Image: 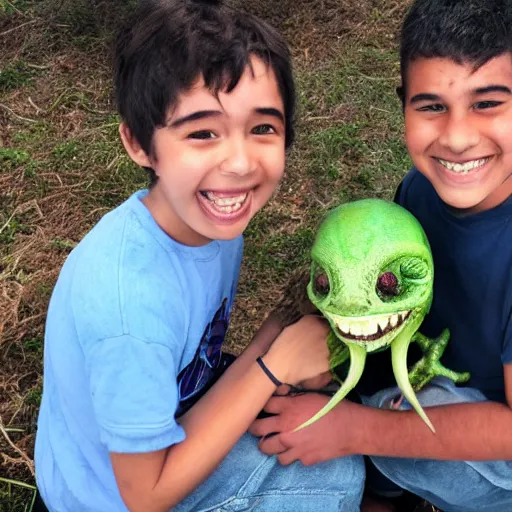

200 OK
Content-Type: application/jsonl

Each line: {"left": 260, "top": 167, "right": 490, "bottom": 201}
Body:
{"left": 275, "top": 199, "right": 470, "bottom": 433}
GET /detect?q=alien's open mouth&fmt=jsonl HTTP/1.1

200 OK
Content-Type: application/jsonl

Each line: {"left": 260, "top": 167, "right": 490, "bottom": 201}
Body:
{"left": 332, "top": 310, "right": 411, "bottom": 342}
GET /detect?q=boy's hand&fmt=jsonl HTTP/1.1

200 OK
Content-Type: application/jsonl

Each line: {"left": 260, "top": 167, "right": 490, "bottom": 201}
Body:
{"left": 249, "top": 393, "right": 359, "bottom": 465}
{"left": 298, "top": 371, "right": 333, "bottom": 390}
{"left": 263, "top": 315, "right": 331, "bottom": 385}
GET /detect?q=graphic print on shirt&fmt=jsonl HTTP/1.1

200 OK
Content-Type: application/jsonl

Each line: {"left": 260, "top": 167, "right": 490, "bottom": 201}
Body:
{"left": 176, "top": 297, "right": 232, "bottom": 414}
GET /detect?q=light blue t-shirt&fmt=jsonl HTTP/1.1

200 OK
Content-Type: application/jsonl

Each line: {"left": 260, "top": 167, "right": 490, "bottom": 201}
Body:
{"left": 35, "top": 191, "right": 243, "bottom": 511}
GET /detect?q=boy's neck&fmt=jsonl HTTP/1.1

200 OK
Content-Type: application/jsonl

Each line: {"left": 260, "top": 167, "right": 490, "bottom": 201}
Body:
{"left": 446, "top": 174, "right": 512, "bottom": 217}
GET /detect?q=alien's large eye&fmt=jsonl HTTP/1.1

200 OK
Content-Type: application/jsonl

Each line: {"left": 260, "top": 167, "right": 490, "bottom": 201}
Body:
{"left": 376, "top": 272, "right": 399, "bottom": 298}
{"left": 312, "top": 265, "right": 330, "bottom": 297}
{"left": 400, "top": 258, "right": 429, "bottom": 280}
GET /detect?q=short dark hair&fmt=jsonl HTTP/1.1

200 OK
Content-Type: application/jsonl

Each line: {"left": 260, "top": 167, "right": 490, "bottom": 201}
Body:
{"left": 114, "top": 0, "right": 296, "bottom": 185}
{"left": 399, "top": 0, "right": 512, "bottom": 102}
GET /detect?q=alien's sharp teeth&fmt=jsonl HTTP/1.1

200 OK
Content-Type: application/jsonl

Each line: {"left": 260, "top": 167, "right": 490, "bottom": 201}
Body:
{"left": 390, "top": 314, "right": 399, "bottom": 327}
{"left": 377, "top": 317, "right": 388, "bottom": 331}
{"left": 350, "top": 323, "right": 362, "bottom": 336}
{"left": 367, "top": 319, "right": 378, "bottom": 335}
{"left": 340, "top": 322, "right": 350, "bottom": 334}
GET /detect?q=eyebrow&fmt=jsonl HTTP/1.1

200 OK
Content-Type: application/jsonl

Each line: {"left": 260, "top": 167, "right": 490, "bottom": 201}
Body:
{"left": 168, "top": 110, "right": 221, "bottom": 129}
{"left": 474, "top": 85, "right": 512, "bottom": 95}
{"left": 410, "top": 85, "right": 512, "bottom": 104}
{"left": 168, "top": 107, "right": 285, "bottom": 129}
{"left": 409, "top": 93, "right": 441, "bottom": 104}
{"left": 255, "top": 107, "right": 285, "bottom": 123}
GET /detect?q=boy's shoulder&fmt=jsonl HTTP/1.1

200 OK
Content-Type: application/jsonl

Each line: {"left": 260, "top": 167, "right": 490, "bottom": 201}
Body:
{"left": 70, "top": 191, "right": 175, "bottom": 281}
{"left": 65, "top": 190, "right": 243, "bottom": 300}
{"left": 49, "top": 191, "right": 187, "bottom": 342}
{"left": 394, "top": 167, "right": 434, "bottom": 210}
{"left": 50, "top": 191, "right": 243, "bottom": 345}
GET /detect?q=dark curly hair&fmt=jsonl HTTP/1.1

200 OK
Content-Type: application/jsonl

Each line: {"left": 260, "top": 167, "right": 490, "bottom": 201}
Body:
{"left": 114, "top": 0, "right": 296, "bottom": 185}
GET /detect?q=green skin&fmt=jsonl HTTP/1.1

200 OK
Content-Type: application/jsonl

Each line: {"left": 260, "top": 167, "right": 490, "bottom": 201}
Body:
{"left": 296, "top": 199, "right": 470, "bottom": 433}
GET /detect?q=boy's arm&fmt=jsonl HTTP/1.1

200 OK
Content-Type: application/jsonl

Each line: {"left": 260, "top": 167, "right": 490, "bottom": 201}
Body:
{"left": 110, "top": 315, "right": 330, "bottom": 512}
{"left": 250, "top": 363, "right": 512, "bottom": 465}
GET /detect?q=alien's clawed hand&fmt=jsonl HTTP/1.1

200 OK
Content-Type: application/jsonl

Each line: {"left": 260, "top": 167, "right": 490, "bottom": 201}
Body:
{"left": 408, "top": 329, "right": 470, "bottom": 391}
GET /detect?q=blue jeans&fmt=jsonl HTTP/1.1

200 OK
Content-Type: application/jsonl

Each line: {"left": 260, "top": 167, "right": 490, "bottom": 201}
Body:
{"left": 364, "top": 377, "right": 512, "bottom": 512}
{"left": 172, "top": 432, "right": 365, "bottom": 512}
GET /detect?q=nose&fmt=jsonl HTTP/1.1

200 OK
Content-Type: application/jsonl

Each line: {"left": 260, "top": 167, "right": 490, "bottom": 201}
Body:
{"left": 438, "top": 112, "right": 480, "bottom": 154}
{"left": 219, "top": 137, "right": 255, "bottom": 177}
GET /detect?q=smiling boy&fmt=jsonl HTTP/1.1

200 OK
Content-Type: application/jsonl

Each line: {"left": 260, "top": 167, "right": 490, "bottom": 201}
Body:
{"left": 121, "top": 56, "right": 286, "bottom": 247}
{"left": 250, "top": 1, "right": 512, "bottom": 511}
{"left": 404, "top": 57, "right": 512, "bottom": 214}
{"left": 33, "top": 1, "right": 365, "bottom": 511}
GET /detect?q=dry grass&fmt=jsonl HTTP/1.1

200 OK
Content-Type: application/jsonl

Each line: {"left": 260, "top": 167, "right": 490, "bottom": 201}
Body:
{"left": 0, "top": 0, "right": 426, "bottom": 510}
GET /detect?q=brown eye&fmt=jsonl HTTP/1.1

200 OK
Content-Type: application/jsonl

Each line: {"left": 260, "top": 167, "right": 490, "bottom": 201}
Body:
{"left": 314, "top": 271, "right": 330, "bottom": 297}
{"left": 377, "top": 272, "right": 399, "bottom": 297}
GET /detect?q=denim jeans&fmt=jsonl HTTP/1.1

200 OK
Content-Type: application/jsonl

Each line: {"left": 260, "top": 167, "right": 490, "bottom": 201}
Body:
{"left": 172, "top": 432, "right": 365, "bottom": 512}
{"left": 364, "top": 377, "right": 512, "bottom": 512}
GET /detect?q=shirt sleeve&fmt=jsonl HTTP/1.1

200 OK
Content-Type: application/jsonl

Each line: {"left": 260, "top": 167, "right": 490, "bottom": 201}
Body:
{"left": 85, "top": 334, "right": 186, "bottom": 453}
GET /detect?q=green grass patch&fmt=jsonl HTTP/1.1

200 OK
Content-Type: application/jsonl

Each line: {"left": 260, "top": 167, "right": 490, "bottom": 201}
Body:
{"left": 0, "top": 60, "right": 36, "bottom": 92}
{"left": 244, "top": 225, "right": 315, "bottom": 277}
{"left": 0, "top": 216, "right": 32, "bottom": 246}
{"left": 24, "top": 384, "right": 42, "bottom": 406}
{"left": 11, "top": 123, "right": 53, "bottom": 148}
{"left": 0, "top": 148, "right": 31, "bottom": 170}
{"left": 297, "top": 67, "right": 348, "bottom": 112}
{"left": 0, "top": 0, "right": 31, "bottom": 15}
{"left": 22, "top": 336, "right": 43, "bottom": 354}
{"left": 0, "top": 480, "right": 36, "bottom": 512}
{"left": 308, "top": 123, "right": 368, "bottom": 180}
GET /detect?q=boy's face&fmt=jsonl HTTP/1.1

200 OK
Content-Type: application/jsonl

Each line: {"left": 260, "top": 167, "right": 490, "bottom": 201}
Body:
{"left": 404, "top": 54, "right": 512, "bottom": 213}
{"left": 126, "top": 57, "right": 286, "bottom": 246}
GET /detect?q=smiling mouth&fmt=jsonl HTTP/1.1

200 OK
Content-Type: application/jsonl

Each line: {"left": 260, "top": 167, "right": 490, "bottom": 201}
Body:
{"left": 434, "top": 157, "right": 491, "bottom": 174}
{"left": 199, "top": 190, "right": 250, "bottom": 214}
{"left": 331, "top": 310, "right": 411, "bottom": 342}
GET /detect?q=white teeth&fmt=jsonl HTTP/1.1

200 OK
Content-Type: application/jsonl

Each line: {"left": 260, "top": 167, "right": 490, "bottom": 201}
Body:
{"left": 332, "top": 311, "right": 409, "bottom": 340}
{"left": 203, "top": 191, "right": 248, "bottom": 213}
{"left": 437, "top": 158, "right": 488, "bottom": 173}
{"left": 377, "top": 317, "right": 389, "bottom": 331}
{"left": 350, "top": 323, "right": 362, "bottom": 336}
{"left": 340, "top": 321, "right": 350, "bottom": 334}
{"left": 205, "top": 192, "right": 247, "bottom": 205}
{"left": 366, "top": 319, "right": 378, "bottom": 335}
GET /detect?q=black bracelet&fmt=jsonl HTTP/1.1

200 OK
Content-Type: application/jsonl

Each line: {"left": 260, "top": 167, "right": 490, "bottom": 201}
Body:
{"left": 256, "top": 356, "right": 283, "bottom": 387}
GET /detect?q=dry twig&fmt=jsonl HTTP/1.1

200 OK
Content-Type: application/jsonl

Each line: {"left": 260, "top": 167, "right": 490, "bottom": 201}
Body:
{"left": 0, "top": 414, "right": 35, "bottom": 476}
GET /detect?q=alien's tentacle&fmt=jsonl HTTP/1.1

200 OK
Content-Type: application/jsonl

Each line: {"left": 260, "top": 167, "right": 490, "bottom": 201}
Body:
{"left": 327, "top": 330, "right": 349, "bottom": 365}
{"left": 327, "top": 330, "right": 350, "bottom": 386}
{"left": 408, "top": 329, "right": 471, "bottom": 391}
{"left": 391, "top": 332, "right": 436, "bottom": 433}
{"left": 294, "top": 343, "right": 366, "bottom": 432}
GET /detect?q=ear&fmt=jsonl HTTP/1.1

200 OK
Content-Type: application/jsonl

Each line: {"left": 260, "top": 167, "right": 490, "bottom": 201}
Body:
{"left": 119, "top": 122, "right": 152, "bottom": 168}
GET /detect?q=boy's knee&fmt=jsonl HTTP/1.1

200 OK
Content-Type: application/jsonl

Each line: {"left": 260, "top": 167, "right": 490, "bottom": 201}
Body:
{"left": 370, "top": 456, "right": 512, "bottom": 511}
{"left": 365, "top": 377, "right": 487, "bottom": 412}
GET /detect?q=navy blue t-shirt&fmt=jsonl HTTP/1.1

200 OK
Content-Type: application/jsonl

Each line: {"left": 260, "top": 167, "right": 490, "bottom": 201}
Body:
{"left": 394, "top": 169, "right": 512, "bottom": 403}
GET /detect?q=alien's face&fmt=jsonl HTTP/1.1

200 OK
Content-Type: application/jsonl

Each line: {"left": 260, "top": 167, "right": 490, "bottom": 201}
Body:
{"left": 307, "top": 199, "right": 433, "bottom": 352}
